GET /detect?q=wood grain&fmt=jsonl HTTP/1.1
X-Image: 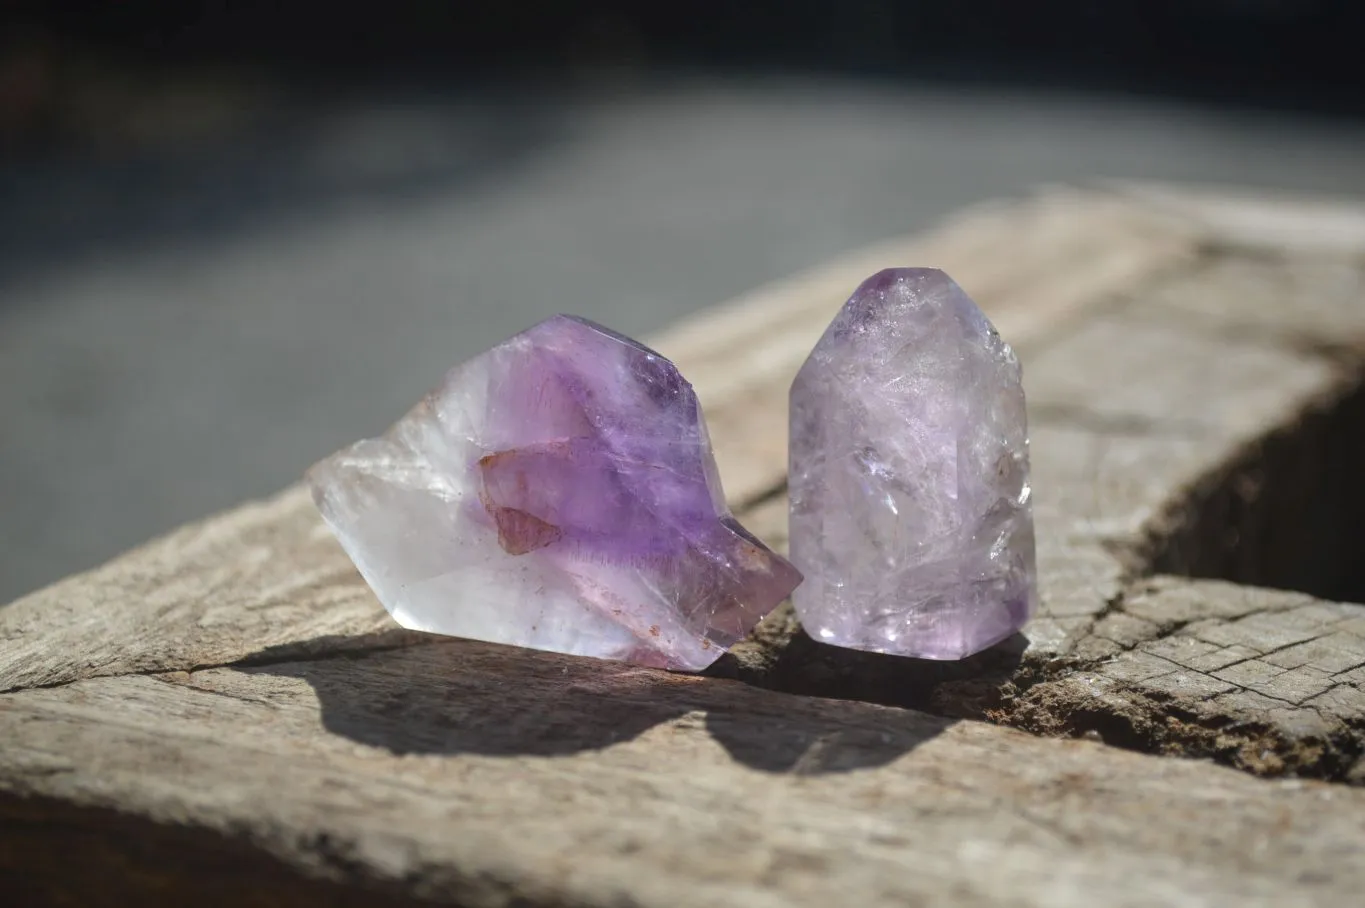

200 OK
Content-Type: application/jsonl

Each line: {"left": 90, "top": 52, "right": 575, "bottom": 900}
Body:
{"left": 6, "top": 643, "right": 1365, "bottom": 907}
{"left": 4, "top": 183, "right": 1365, "bottom": 906}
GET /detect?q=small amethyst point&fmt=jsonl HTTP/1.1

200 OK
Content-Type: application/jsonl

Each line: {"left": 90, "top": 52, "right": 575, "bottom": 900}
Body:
{"left": 789, "top": 268, "right": 1037, "bottom": 660}
{"left": 308, "top": 315, "right": 801, "bottom": 671}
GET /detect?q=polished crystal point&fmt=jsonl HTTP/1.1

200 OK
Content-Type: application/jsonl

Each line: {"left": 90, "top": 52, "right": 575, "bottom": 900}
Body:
{"left": 309, "top": 315, "right": 801, "bottom": 671}
{"left": 789, "top": 268, "right": 1036, "bottom": 659}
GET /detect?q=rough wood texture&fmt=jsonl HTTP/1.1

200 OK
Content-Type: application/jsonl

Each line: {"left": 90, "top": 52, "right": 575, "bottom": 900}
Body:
{"left": 4, "top": 183, "right": 1365, "bottom": 906}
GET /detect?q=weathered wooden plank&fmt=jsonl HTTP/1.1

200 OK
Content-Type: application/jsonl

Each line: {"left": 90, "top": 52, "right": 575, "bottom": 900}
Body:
{"left": 0, "top": 185, "right": 1194, "bottom": 694}
{"left": 4, "top": 183, "right": 1365, "bottom": 905}
{"left": 727, "top": 236, "right": 1365, "bottom": 777}
{"left": 5, "top": 643, "right": 1365, "bottom": 907}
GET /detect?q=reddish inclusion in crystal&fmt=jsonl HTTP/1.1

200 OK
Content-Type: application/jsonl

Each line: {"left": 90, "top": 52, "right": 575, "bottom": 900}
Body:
{"left": 478, "top": 447, "right": 566, "bottom": 555}
{"left": 309, "top": 315, "right": 801, "bottom": 670}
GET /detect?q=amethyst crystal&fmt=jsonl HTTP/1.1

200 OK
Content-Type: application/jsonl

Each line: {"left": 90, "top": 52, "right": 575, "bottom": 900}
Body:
{"left": 309, "top": 315, "right": 801, "bottom": 670}
{"left": 788, "top": 269, "right": 1036, "bottom": 660}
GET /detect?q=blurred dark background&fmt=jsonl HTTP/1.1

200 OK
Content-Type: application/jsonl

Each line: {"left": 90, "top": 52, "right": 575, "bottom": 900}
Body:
{"left": 6, "top": 2, "right": 1365, "bottom": 105}
{"left": 3, "top": 1, "right": 1364, "bottom": 602}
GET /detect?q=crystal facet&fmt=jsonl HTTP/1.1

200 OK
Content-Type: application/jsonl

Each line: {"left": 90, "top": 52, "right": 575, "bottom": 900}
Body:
{"left": 309, "top": 315, "right": 801, "bottom": 671}
{"left": 788, "top": 268, "right": 1037, "bottom": 660}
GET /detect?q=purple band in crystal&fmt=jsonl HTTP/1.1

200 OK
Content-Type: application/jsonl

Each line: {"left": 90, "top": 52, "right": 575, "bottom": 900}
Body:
{"left": 309, "top": 315, "right": 801, "bottom": 670}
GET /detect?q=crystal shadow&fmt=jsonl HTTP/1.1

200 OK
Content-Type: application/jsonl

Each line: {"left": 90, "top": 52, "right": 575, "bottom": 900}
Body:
{"left": 707, "top": 605, "right": 1030, "bottom": 718}
{"left": 238, "top": 632, "right": 951, "bottom": 774}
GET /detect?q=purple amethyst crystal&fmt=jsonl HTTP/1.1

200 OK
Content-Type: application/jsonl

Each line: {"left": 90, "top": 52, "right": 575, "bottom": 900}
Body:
{"left": 309, "top": 315, "right": 801, "bottom": 670}
{"left": 789, "top": 269, "right": 1037, "bottom": 660}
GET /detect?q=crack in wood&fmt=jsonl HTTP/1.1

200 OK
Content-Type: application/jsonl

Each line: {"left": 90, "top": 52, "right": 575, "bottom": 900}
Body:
{"left": 708, "top": 251, "right": 1365, "bottom": 784}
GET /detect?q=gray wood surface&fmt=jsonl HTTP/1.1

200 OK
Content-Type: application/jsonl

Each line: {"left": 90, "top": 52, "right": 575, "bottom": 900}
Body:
{"left": 4, "top": 184, "right": 1365, "bottom": 906}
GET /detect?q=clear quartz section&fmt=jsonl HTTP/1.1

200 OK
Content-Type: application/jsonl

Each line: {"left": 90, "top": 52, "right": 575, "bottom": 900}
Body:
{"left": 309, "top": 315, "right": 801, "bottom": 671}
{"left": 788, "top": 268, "right": 1037, "bottom": 659}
